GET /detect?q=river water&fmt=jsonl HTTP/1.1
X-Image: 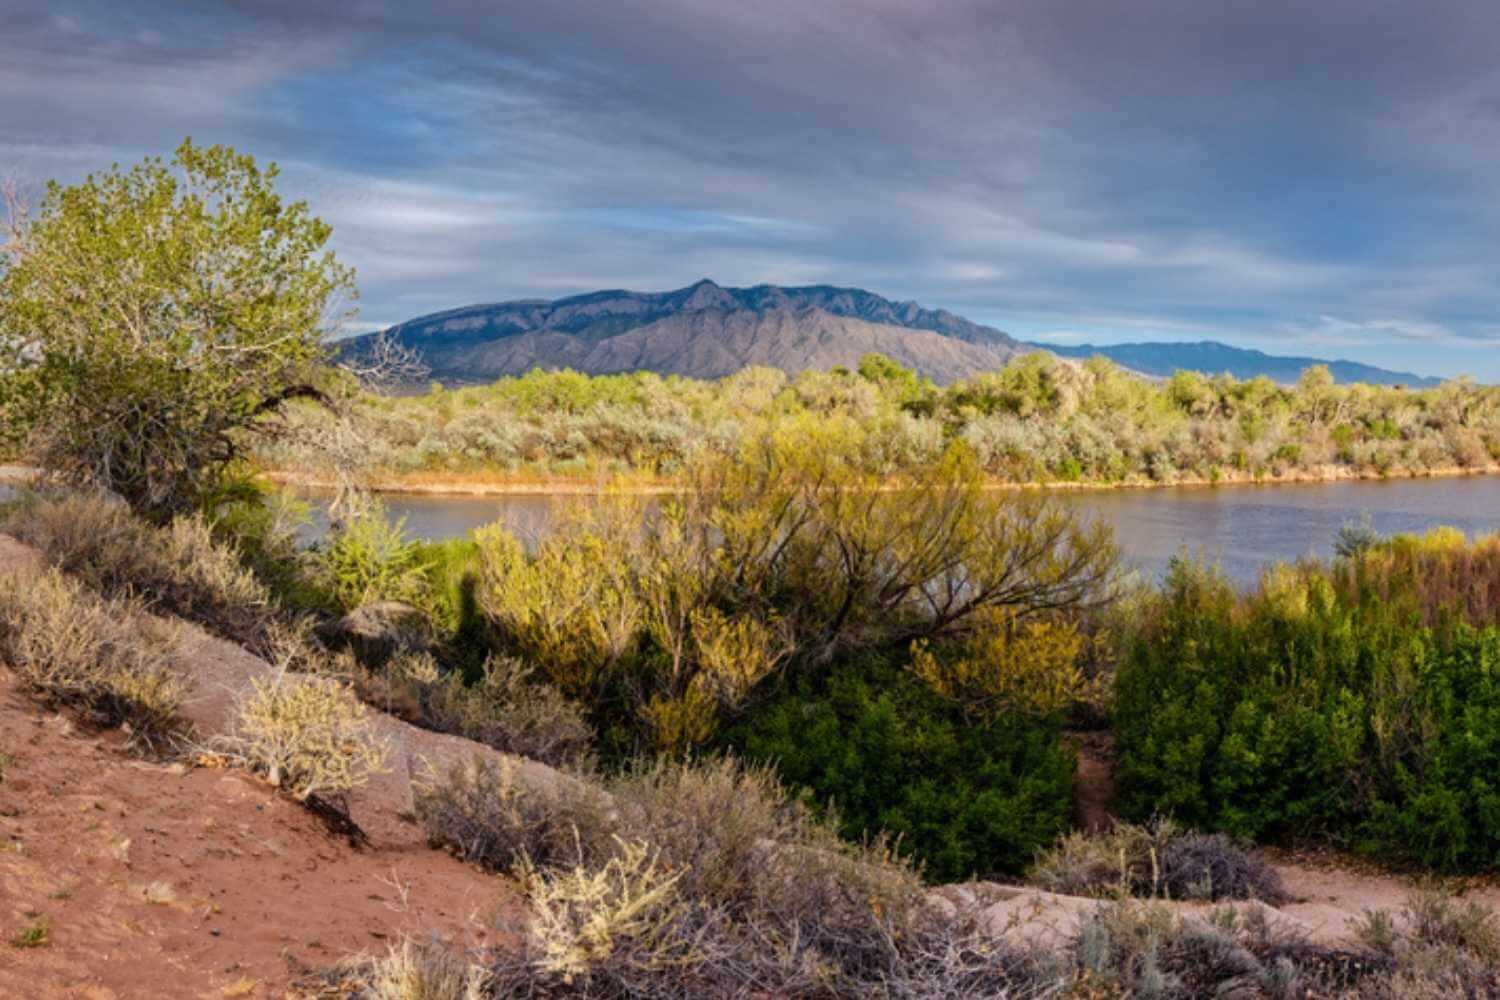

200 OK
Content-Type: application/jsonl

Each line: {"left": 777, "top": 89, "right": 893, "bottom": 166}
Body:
{"left": 299, "top": 475, "right": 1500, "bottom": 583}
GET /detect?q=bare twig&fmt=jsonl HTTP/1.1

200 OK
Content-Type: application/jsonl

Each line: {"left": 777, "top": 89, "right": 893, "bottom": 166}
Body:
{"left": 338, "top": 330, "right": 429, "bottom": 392}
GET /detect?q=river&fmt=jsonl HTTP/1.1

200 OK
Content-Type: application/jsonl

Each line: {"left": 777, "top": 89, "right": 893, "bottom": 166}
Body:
{"left": 300, "top": 474, "right": 1500, "bottom": 583}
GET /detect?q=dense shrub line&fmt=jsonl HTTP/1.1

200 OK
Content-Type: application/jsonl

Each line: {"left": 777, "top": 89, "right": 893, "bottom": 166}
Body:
{"left": 263, "top": 353, "right": 1500, "bottom": 487}
{"left": 1113, "top": 532, "right": 1500, "bottom": 871}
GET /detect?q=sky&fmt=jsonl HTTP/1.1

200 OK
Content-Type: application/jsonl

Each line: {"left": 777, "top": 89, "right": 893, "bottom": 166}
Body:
{"left": 7, "top": 1, "right": 1500, "bottom": 379}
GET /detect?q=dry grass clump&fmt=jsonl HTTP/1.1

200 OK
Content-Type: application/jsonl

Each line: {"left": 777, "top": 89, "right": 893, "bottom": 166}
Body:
{"left": 2, "top": 491, "right": 279, "bottom": 652}
{"left": 514, "top": 838, "right": 700, "bottom": 985}
{"left": 368, "top": 653, "right": 593, "bottom": 769}
{"left": 409, "top": 753, "right": 944, "bottom": 996}
{"left": 336, "top": 889, "right": 1500, "bottom": 998}
{"left": 1351, "top": 890, "right": 1500, "bottom": 996}
{"left": 413, "top": 755, "right": 612, "bottom": 872}
{"left": 612, "top": 757, "right": 926, "bottom": 973}
{"left": 358, "top": 938, "right": 491, "bottom": 1000}
{"left": 1068, "top": 893, "right": 1500, "bottom": 999}
{"left": 0, "top": 564, "right": 185, "bottom": 746}
{"left": 215, "top": 670, "right": 387, "bottom": 806}
{"left": 1029, "top": 820, "right": 1287, "bottom": 904}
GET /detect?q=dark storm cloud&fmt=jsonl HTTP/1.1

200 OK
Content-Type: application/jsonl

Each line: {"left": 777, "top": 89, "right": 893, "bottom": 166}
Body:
{"left": 7, "top": 0, "right": 1500, "bottom": 375}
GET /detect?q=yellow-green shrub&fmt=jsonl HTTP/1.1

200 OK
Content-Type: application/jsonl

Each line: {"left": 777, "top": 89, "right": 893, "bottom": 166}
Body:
{"left": 911, "top": 607, "right": 1090, "bottom": 718}
{"left": 475, "top": 428, "right": 1114, "bottom": 755}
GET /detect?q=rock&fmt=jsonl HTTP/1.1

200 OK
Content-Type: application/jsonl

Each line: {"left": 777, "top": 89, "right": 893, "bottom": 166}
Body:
{"left": 317, "top": 601, "right": 428, "bottom": 667}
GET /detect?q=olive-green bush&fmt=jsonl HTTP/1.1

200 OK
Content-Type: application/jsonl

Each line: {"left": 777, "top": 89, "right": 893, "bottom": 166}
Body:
{"left": 732, "top": 655, "right": 1076, "bottom": 882}
{"left": 1114, "top": 534, "right": 1500, "bottom": 871}
{"left": 263, "top": 351, "right": 1500, "bottom": 488}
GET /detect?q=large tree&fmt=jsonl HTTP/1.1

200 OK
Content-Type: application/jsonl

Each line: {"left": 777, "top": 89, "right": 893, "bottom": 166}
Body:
{"left": 0, "top": 140, "right": 356, "bottom": 518}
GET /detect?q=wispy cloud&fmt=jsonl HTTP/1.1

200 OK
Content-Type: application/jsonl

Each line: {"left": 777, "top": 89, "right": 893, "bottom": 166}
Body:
{"left": 8, "top": 0, "right": 1500, "bottom": 377}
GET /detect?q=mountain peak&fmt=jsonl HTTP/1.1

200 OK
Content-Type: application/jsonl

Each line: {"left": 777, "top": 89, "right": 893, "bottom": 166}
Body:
{"left": 677, "top": 278, "right": 735, "bottom": 311}
{"left": 346, "top": 280, "right": 1022, "bottom": 385}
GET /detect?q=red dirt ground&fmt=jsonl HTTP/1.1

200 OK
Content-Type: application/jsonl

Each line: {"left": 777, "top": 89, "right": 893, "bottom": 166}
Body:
{"left": 0, "top": 667, "right": 513, "bottom": 1000}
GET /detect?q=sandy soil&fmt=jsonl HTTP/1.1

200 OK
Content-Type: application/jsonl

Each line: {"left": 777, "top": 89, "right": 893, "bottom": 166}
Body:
{"left": 260, "top": 461, "right": 1500, "bottom": 498}
{"left": 0, "top": 667, "right": 513, "bottom": 1000}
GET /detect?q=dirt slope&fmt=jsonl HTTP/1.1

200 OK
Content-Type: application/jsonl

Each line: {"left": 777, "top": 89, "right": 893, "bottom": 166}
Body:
{"left": 0, "top": 666, "right": 511, "bottom": 999}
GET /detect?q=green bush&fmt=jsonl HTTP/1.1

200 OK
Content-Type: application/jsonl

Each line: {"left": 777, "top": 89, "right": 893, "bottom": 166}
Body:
{"left": 1114, "top": 544, "right": 1500, "bottom": 871}
{"left": 315, "top": 503, "right": 431, "bottom": 613}
{"left": 731, "top": 655, "right": 1074, "bottom": 882}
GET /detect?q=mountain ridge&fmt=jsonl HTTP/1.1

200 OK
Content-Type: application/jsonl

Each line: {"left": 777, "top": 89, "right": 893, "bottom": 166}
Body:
{"left": 1034, "top": 339, "right": 1442, "bottom": 388}
{"left": 343, "top": 279, "right": 1445, "bottom": 388}
{"left": 343, "top": 279, "right": 1024, "bottom": 384}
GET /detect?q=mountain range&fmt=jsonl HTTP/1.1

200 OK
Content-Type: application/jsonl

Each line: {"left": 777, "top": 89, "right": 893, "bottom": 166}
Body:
{"left": 1041, "top": 340, "right": 1440, "bottom": 388}
{"left": 342, "top": 280, "right": 1441, "bottom": 388}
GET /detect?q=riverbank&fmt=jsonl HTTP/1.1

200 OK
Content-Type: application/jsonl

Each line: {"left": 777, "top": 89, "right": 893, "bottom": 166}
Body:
{"left": 261, "top": 460, "right": 1500, "bottom": 498}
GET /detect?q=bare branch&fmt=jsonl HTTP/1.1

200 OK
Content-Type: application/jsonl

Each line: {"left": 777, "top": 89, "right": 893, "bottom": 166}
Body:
{"left": 337, "top": 330, "right": 429, "bottom": 392}
{"left": 1, "top": 175, "right": 30, "bottom": 264}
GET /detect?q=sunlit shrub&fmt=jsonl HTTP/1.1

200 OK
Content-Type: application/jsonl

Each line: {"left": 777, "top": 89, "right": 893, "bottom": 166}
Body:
{"left": 910, "top": 607, "right": 1089, "bottom": 718}
{"left": 316, "top": 503, "right": 431, "bottom": 612}
{"left": 0, "top": 564, "right": 185, "bottom": 746}
{"left": 222, "top": 671, "right": 388, "bottom": 804}
{"left": 3, "top": 491, "right": 277, "bottom": 651}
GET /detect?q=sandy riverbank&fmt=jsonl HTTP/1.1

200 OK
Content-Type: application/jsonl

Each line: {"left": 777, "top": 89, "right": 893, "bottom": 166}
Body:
{"left": 261, "top": 461, "right": 1500, "bottom": 498}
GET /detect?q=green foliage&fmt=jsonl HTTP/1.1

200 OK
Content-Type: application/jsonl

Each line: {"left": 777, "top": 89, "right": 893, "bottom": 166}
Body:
{"left": 316, "top": 504, "right": 432, "bottom": 612}
{"left": 0, "top": 140, "right": 354, "bottom": 518}
{"left": 266, "top": 351, "right": 1500, "bottom": 489}
{"left": 732, "top": 654, "right": 1075, "bottom": 882}
{"left": 1114, "top": 537, "right": 1500, "bottom": 870}
{"left": 474, "top": 428, "right": 1114, "bottom": 757}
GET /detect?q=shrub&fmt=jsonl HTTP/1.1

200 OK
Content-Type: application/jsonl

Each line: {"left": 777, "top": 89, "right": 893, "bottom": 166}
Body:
{"left": 0, "top": 140, "right": 354, "bottom": 519}
{"left": 316, "top": 503, "right": 432, "bottom": 613}
{"left": 220, "top": 671, "right": 387, "bottom": 805}
{"left": 733, "top": 655, "right": 1075, "bottom": 882}
{"left": 1113, "top": 545, "right": 1500, "bottom": 870}
{"left": 483, "top": 756, "right": 936, "bottom": 997}
{"left": 368, "top": 653, "right": 594, "bottom": 769}
{"left": 610, "top": 757, "right": 925, "bottom": 951}
{"left": 3, "top": 492, "right": 279, "bottom": 653}
{"left": 1157, "top": 833, "right": 1287, "bottom": 903}
{"left": 1028, "top": 821, "right": 1284, "bottom": 904}
{"left": 517, "top": 839, "right": 695, "bottom": 984}
{"left": 413, "top": 754, "right": 611, "bottom": 872}
{"left": 0, "top": 565, "right": 185, "bottom": 746}
{"left": 1064, "top": 902, "right": 1406, "bottom": 998}
{"left": 338, "top": 882, "right": 1500, "bottom": 997}
{"left": 910, "top": 607, "right": 1091, "bottom": 719}
{"left": 475, "top": 430, "right": 1115, "bottom": 756}
{"left": 360, "top": 938, "right": 490, "bottom": 1000}
{"left": 1030, "top": 820, "right": 1178, "bottom": 899}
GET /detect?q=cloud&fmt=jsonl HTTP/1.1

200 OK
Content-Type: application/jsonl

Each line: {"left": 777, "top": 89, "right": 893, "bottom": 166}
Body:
{"left": 8, "top": 1, "right": 1500, "bottom": 377}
